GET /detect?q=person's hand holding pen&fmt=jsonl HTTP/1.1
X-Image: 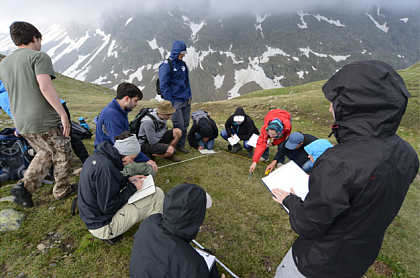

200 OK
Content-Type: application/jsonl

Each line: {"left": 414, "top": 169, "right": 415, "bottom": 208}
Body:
{"left": 272, "top": 188, "right": 296, "bottom": 205}
{"left": 129, "top": 175, "right": 146, "bottom": 191}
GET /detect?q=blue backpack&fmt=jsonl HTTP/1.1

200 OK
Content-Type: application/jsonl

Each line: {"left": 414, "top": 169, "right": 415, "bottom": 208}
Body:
{"left": 0, "top": 128, "right": 33, "bottom": 183}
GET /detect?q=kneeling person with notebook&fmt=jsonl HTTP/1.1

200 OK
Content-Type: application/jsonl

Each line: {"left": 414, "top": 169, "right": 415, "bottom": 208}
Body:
{"left": 78, "top": 131, "right": 164, "bottom": 244}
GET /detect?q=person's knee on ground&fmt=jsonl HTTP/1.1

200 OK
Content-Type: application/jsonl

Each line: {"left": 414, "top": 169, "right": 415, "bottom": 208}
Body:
{"left": 159, "top": 145, "right": 175, "bottom": 158}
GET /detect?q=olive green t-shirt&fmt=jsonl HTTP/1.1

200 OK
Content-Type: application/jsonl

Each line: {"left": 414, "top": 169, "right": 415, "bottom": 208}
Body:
{"left": 0, "top": 48, "right": 60, "bottom": 134}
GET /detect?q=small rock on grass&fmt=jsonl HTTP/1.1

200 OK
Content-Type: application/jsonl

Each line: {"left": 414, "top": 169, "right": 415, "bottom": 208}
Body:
{"left": 0, "top": 209, "right": 24, "bottom": 232}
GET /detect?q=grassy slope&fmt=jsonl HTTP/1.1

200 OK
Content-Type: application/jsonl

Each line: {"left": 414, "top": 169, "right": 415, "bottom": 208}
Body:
{"left": 0, "top": 63, "right": 418, "bottom": 278}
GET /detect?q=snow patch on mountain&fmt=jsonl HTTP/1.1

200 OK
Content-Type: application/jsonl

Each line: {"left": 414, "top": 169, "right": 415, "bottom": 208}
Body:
{"left": 399, "top": 18, "right": 409, "bottom": 23}
{"left": 214, "top": 74, "right": 225, "bottom": 90}
{"left": 125, "top": 18, "right": 133, "bottom": 26}
{"left": 228, "top": 56, "right": 283, "bottom": 99}
{"left": 182, "top": 16, "right": 206, "bottom": 42}
{"left": 48, "top": 31, "right": 91, "bottom": 63}
{"left": 147, "top": 38, "right": 166, "bottom": 59}
{"left": 366, "top": 13, "right": 389, "bottom": 33}
{"left": 329, "top": 55, "right": 350, "bottom": 62}
{"left": 260, "top": 46, "right": 289, "bottom": 63}
{"left": 297, "top": 10, "right": 310, "bottom": 29}
{"left": 219, "top": 45, "right": 244, "bottom": 65}
{"left": 107, "top": 40, "right": 118, "bottom": 59}
{"left": 313, "top": 14, "right": 345, "bottom": 27}
{"left": 255, "top": 14, "right": 270, "bottom": 38}
{"left": 299, "top": 47, "right": 328, "bottom": 58}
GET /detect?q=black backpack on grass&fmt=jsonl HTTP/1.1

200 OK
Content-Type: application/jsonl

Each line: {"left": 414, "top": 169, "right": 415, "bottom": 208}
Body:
{"left": 71, "top": 121, "right": 93, "bottom": 140}
{"left": 0, "top": 128, "right": 33, "bottom": 183}
{"left": 129, "top": 108, "right": 160, "bottom": 137}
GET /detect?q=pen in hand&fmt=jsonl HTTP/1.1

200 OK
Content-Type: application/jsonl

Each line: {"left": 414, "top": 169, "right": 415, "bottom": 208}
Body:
{"left": 248, "top": 171, "right": 252, "bottom": 180}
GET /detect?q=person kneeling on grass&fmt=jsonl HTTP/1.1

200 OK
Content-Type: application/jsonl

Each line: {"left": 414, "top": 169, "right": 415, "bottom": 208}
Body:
{"left": 130, "top": 183, "right": 224, "bottom": 278}
{"left": 187, "top": 114, "right": 218, "bottom": 152}
{"left": 137, "top": 100, "right": 182, "bottom": 162}
{"left": 78, "top": 131, "right": 164, "bottom": 245}
{"left": 220, "top": 107, "right": 260, "bottom": 158}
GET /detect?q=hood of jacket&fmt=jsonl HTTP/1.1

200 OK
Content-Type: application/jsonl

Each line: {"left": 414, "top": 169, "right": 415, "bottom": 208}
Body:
{"left": 198, "top": 118, "right": 214, "bottom": 139}
{"left": 233, "top": 107, "right": 246, "bottom": 117}
{"left": 162, "top": 183, "right": 207, "bottom": 242}
{"left": 169, "top": 40, "right": 187, "bottom": 61}
{"left": 322, "top": 60, "right": 411, "bottom": 143}
{"left": 95, "top": 141, "right": 124, "bottom": 171}
{"left": 304, "top": 139, "right": 333, "bottom": 165}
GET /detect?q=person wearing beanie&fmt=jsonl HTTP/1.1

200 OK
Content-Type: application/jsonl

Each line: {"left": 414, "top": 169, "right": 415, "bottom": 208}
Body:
{"left": 249, "top": 109, "right": 292, "bottom": 173}
{"left": 137, "top": 100, "right": 182, "bottom": 162}
{"left": 271, "top": 61, "right": 418, "bottom": 278}
{"left": 187, "top": 114, "right": 218, "bottom": 151}
{"left": 304, "top": 139, "right": 333, "bottom": 166}
{"left": 265, "top": 132, "right": 318, "bottom": 173}
{"left": 221, "top": 107, "right": 260, "bottom": 158}
{"left": 78, "top": 131, "right": 164, "bottom": 245}
{"left": 130, "top": 183, "right": 224, "bottom": 278}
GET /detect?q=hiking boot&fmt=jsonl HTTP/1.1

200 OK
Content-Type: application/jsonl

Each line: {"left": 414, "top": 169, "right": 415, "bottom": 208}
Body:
{"left": 259, "top": 157, "right": 268, "bottom": 162}
{"left": 102, "top": 234, "right": 123, "bottom": 245}
{"left": 56, "top": 182, "right": 78, "bottom": 200}
{"left": 228, "top": 145, "right": 232, "bottom": 151}
{"left": 230, "top": 143, "right": 243, "bottom": 154}
{"left": 71, "top": 196, "right": 79, "bottom": 216}
{"left": 176, "top": 146, "right": 189, "bottom": 154}
{"left": 10, "top": 182, "right": 34, "bottom": 208}
{"left": 163, "top": 155, "right": 181, "bottom": 162}
{"left": 247, "top": 148, "right": 253, "bottom": 159}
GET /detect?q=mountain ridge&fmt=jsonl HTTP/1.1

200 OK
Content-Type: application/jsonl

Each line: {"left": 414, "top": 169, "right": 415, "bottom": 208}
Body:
{"left": 0, "top": 5, "right": 418, "bottom": 102}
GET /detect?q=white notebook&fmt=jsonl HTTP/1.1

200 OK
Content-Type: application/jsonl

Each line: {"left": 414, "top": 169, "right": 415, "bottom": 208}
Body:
{"left": 127, "top": 175, "right": 156, "bottom": 204}
{"left": 199, "top": 149, "right": 216, "bottom": 154}
{"left": 227, "top": 134, "right": 240, "bottom": 146}
{"left": 247, "top": 133, "right": 259, "bottom": 148}
{"left": 261, "top": 161, "right": 309, "bottom": 213}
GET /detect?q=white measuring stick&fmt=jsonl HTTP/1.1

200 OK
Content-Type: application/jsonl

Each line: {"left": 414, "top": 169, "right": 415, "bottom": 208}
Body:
{"left": 192, "top": 239, "right": 239, "bottom": 278}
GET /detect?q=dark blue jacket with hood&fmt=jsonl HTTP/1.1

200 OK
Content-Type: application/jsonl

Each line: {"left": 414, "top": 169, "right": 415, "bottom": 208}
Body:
{"left": 283, "top": 60, "right": 419, "bottom": 278}
{"left": 158, "top": 40, "right": 191, "bottom": 104}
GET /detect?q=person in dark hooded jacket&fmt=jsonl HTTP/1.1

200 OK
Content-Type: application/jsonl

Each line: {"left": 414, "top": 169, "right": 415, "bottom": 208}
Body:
{"left": 221, "top": 107, "right": 260, "bottom": 158}
{"left": 78, "top": 131, "right": 164, "bottom": 244}
{"left": 159, "top": 40, "right": 191, "bottom": 154}
{"left": 130, "top": 183, "right": 224, "bottom": 278}
{"left": 271, "top": 60, "right": 419, "bottom": 278}
{"left": 187, "top": 116, "right": 218, "bottom": 151}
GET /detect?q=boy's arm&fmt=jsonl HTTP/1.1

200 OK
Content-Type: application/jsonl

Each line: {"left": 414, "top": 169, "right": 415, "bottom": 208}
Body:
{"left": 37, "top": 74, "right": 70, "bottom": 137}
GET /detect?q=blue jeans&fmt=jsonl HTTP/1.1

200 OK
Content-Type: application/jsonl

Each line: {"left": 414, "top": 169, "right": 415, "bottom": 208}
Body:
{"left": 220, "top": 129, "right": 253, "bottom": 150}
{"left": 196, "top": 133, "right": 215, "bottom": 150}
{"left": 171, "top": 100, "right": 191, "bottom": 148}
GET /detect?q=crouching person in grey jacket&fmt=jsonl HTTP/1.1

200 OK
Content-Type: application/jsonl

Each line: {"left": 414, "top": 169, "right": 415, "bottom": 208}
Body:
{"left": 78, "top": 131, "right": 164, "bottom": 244}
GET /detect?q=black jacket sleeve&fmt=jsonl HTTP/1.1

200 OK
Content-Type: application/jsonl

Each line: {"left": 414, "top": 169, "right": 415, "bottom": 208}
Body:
{"left": 211, "top": 118, "right": 218, "bottom": 139}
{"left": 187, "top": 121, "right": 200, "bottom": 149}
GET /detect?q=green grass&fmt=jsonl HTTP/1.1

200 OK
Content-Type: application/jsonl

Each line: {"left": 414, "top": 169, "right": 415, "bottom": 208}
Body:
{"left": 0, "top": 63, "right": 419, "bottom": 277}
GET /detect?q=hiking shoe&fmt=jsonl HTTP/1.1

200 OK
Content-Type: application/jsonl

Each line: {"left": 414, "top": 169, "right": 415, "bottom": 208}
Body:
{"left": 10, "top": 182, "right": 34, "bottom": 208}
{"left": 71, "top": 196, "right": 79, "bottom": 215}
{"left": 163, "top": 155, "right": 181, "bottom": 162}
{"left": 102, "top": 235, "right": 123, "bottom": 245}
{"left": 247, "top": 149, "right": 253, "bottom": 159}
{"left": 230, "top": 143, "right": 243, "bottom": 154}
{"left": 176, "top": 146, "right": 189, "bottom": 154}
{"left": 56, "top": 182, "right": 78, "bottom": 200}
{"left": 228, "top": 145, "right": 232, "bottom": 151}
{"left": 259, "top": 157, "right": 268, "bottom": 162}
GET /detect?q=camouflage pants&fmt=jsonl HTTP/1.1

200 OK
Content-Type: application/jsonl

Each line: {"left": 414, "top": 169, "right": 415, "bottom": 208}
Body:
{"left": 21, "top": 127, "right": 73, "bottom": 199}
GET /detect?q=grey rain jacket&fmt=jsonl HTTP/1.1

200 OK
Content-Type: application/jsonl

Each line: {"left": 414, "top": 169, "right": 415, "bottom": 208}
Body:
{"left": 283, "top": 60, "right": 419, "bottom": 278}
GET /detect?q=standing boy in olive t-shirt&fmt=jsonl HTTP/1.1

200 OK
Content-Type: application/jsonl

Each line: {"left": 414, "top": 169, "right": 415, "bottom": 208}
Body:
{"left": 0, "top": 21, "right": 76, "bottom": 208}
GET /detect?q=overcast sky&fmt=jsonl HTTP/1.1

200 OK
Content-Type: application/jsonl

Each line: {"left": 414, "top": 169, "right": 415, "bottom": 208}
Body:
{"left": 0, "top": 0, "right": 418, "bottom": 33}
